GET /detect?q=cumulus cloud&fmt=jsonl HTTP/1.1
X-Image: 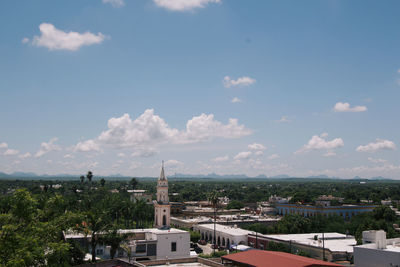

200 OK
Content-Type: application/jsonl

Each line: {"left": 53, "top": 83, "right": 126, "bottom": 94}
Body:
{"left": 153, "top": 0, "right": 221, "bottom": 11}
{"left": 323, "top": 151, "right": 336, "bottom": 157}
{"left": 368, "top": 157, "right": 387, "bottom": 164}
{"left": 268, "top": 154, "right": 280, "bottom": 160}
{"left": 4, "top": 149, "right": 19, "bottom": 156}
{"left": 74, "top": 139, "right": 101, "bottom": 153}
{"left": 255, "top": 151, "right": 264, "bottom": 156}
{"left": 63, "top": 154, "right": 74, "bottom": 159}
{"left": 333, "top": 102, "right": 367, "bottom": 112}
{"left": 295, "top": 133, "right": 344, "bottom": 154}
{"left": 356, "top": 139, "right": 396, "bottom": 152}
{"left": 0, "top": 143, "right": 8, "bottom": 149}
{"left": 212, "top": 155, "right": 229, "bottom": 162}
{"left": 231, "top": 97, "right": 242, "bottom": 103}
{"left": 19, "top": 152, "right": 32, "bottom": 159}
{"left": 28, "top": 23, "right": 106, "bottom": 51}
{"left": 223, "top": 76, "right": 256, "bottom": 88}
{"left": 248, "top": 143, "right": 266, "bottom": 151}
{"left": 102, "top": 0, "right": 125, "bottom": 7}
{"left": 234, "top": 151, "right": 252, "bottom": 160}
{"left": 276, "top": 116, "right": 291, "bottom": 123}
{"left": 73, "top": 109, "right": 250, "bottom": 157}
{"left": 35, "top": 137, "right": 61, "bottom": 157}
{"left": 21, "top": 37, "right": 30, "bottom": 44}
{"left": 117, "top": 152, "right": 126, "bottom": 157}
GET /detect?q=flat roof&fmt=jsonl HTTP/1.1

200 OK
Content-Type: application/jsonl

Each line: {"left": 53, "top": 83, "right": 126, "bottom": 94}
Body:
{"left": 196, "top": 224, "right": 252, "bottom": 236}
{"left": 222, "top": 250, "right": 342, "bottom": 267}
{"left": 149, "top": 263, "right": 210, "bottom": 267}
{"left": 253, "top": 233, "right": 356, "bottom": 253}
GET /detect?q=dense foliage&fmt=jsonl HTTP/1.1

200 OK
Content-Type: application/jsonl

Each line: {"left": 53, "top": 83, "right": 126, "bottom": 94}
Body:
{"left": 0, "top": 175, "right": 153, "bottom": 266}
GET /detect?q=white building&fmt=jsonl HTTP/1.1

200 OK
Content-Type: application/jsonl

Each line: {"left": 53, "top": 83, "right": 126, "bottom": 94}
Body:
{"left": 354, "top": 230, "right": 400, "bottom": 267}
{"left": 65, "top": 228, "right": 190, "bottom": 261}
{"left": 193, "top": 223, "right": 251, "bottom": 248}
{"left": 128, "top": 189, "right": 152, "bottom": 204}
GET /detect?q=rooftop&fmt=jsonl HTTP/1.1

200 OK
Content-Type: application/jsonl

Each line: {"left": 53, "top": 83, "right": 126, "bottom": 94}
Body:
{"left": 195, "top": 224, "right": 252, "bottom": 236}
{"left": 221, "top": 250, "right": 342, "bottom": 267}
{"left": 252, "top": 232, "right": 356, "bottom": 253}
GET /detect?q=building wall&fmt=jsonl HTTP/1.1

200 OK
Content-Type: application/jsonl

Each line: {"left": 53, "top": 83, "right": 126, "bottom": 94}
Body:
{"left": 155, "top": 232, "right": 190, "bottom": 260}
{"left": 354, "top": 246, "right": 400, "bottom": 267}
{"left": 275, "top": 204, "right": 375, "bottom": 220}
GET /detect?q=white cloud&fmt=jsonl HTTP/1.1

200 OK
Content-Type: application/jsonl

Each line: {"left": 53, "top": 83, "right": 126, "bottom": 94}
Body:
{"left": 356, "top": 139, "right": 396, "bottom": 152}
{"left": 102, "top": 0, "right": 125, "bottom": 7}
{"left": 323, "top": 151, "right": 336, "bottom": 157}
{"left": 35, "top": 137, "right": 61, "bottom": 157}
{"left": 28, "top": 23, "right": 106, "bottom": 51}
{"left": 248, "top": 143, "right": 266, "bottom": 151}
{"left": 234, "top": 151, "right": 252, "bottom": 160}
{"left": 129, "top": 161, "right": 142, "bottom": 170}
{"left": 19, "top": 152, "right": 32, "bottom": 159}
{"left": 295, "top": 133, "right": 344, "bottom": 154}
{"left": 231, "top": 97, "right": 242, "bottom": 103}
{"left": 117, "top": 152, "right": 126, "bottom": 157}
{"left": 82, "top": 109, "right": 250, "bottom": 151}
{"left": 63, "top": 154, "right": 74, "bottom": 159}
{"left": 368, "top": 157, "right": 387, "bottom": 164}
{"left": 255, "top": 151, "right": 264, "bottom": 156}
{"left": 333, "top": 102, "right": 367, "bottom": 112}
{"left": 4, "top": 149, "right": 19, "bottom": 156}
{"left": 276, "top": 116, "right": 291, "bottom": 123}
{"left": 153, "top": 0, "right": 221, "bottom": 12}
{"left": 21, "top": 37, "right": 30, "bottom": 44}
{"left": 0, "top": 143, "right": 8, "bottom": 149}
{"left": 164, "top": 159, "right": 183, "bottom": 168}
{"left": 223, "top": 76, "right": 256, "bottom": 88}
{"left": 182, "top": 113, "right": 251, "bottom": 143}
{"left": 268, "top": 154, "right": 280, "bottom": 160}
{"left": 73, "top": 139, "right": 101, "bottom": 153}
{"left": 212, "top": 155, "right": 229, "bottom": 162}
{"left": 131, "top": 148, "right": 158, "bottom": 157}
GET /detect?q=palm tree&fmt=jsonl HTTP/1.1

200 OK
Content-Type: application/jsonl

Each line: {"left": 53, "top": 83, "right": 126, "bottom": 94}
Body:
{"left": 80, "top": 175, "right": 84, "bottom": 183}
{"left": 86, "top": 171, "right": 93, "bottom": 184}
{"left": 208, "top": 190, "right": 218, "bottom": 255}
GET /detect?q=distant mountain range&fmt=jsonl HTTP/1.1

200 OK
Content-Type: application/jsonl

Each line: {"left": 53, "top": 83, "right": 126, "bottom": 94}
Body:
{"left": 0, "top": 171, "right": 394, "bottom": 180}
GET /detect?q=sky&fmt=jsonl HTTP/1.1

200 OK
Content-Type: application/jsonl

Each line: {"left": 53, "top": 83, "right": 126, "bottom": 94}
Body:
{"left": 1, "top": 0, "right": 400, "bottom": 178}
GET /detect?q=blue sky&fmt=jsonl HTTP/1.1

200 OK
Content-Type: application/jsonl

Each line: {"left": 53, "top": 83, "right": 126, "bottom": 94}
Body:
{"left": 0, "top": 0, "right": 400, "bottom": 178}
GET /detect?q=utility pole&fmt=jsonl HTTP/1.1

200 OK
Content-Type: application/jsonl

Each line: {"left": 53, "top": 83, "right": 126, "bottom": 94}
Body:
{"left": 322, "top": 232, "right": 325, "bottom": 261}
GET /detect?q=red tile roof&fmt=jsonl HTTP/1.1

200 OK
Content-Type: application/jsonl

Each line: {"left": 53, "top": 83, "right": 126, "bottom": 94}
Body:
{"left": 221, "top": 250, "right": 342, "bottom": 267}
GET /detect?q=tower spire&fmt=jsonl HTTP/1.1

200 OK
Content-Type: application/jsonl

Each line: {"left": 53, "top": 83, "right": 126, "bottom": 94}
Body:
{"left": 159, "top": 160, "right": 166, "bottom": 181}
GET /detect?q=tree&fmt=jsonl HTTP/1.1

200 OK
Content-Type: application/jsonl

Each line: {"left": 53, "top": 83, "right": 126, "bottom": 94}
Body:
{"left": 130, "top": 178, "right": 138, "bottom": 190}
{"left": 227, "top": 200, "right": 244, "bottom": 210}
{"left": 100, "top": 178, "right": 106, "bottom": 187}
{"left": 101, "top": 230, "right": 126, "bottom": 259}
{"left": 80, "top": 175, "right": 84, "bottom": 184}
{"left": 208, "top": 191, "right": 218, "bottom": 255}
{"left": 86, "top": 171, "right": 93, "bottom": 184}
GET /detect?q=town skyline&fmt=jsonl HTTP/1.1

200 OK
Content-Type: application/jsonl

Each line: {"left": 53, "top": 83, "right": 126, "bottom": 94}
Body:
{"left": 1, "top": 0, "right": 400, "bottom": 178}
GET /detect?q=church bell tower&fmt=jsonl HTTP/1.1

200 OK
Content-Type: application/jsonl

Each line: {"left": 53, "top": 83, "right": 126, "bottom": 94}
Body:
{"left": 154, "top": 161, "right": 171, "bottom": 229}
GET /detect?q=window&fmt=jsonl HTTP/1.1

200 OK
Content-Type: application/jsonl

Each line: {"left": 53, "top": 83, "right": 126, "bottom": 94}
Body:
{"left": 136, "top": 244, "right": 146, "bottom": 253}
{"left": 171, "top": 242, "right": 177, "bottom": 252}
{"left": 96, "top": 249, "right": 103, "bottom": 255}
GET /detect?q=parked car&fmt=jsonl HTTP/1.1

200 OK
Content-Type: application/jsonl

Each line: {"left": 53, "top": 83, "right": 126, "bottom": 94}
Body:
{"left": 211, "top": 244, "right": 219, "bottom": 249}
{"left": 198, "top": 240, "right": 207, "bottom": 245}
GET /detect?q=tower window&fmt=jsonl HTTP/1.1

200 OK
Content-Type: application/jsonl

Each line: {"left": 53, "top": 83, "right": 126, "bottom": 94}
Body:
{"left": 171, "top": 242, "right": 177, "bottom": 252}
